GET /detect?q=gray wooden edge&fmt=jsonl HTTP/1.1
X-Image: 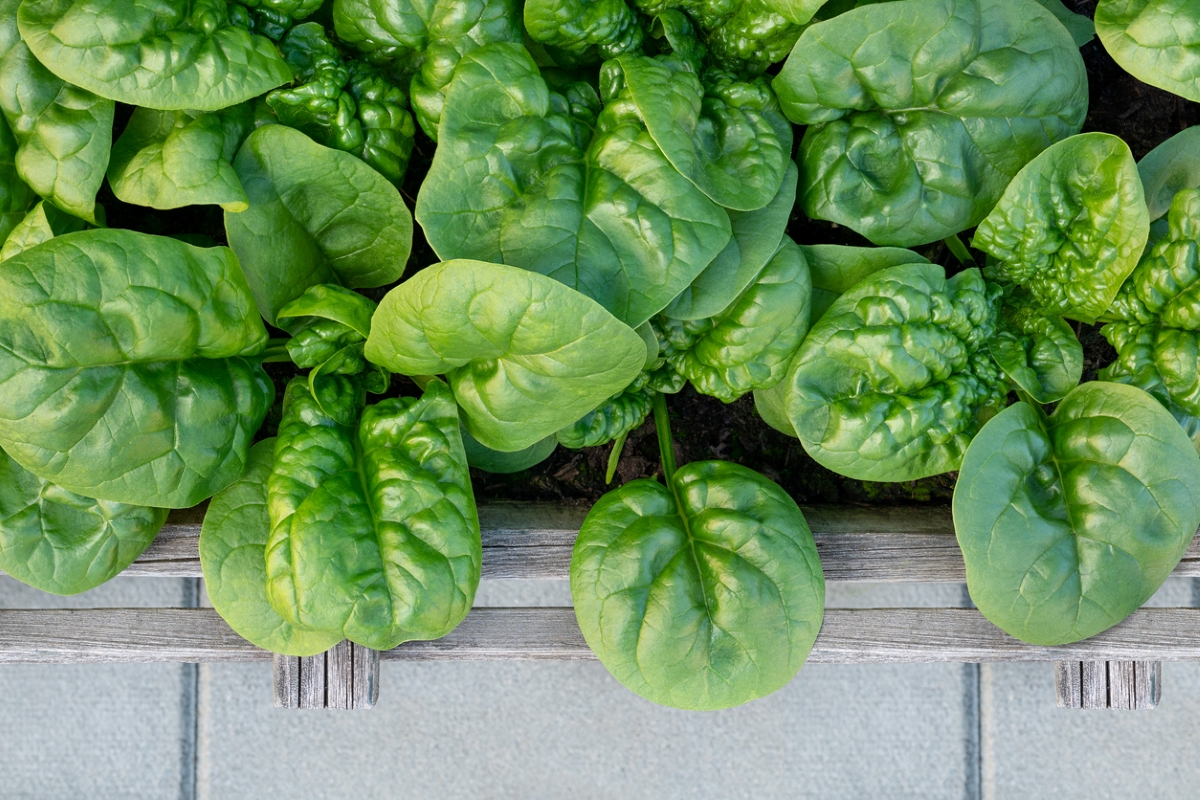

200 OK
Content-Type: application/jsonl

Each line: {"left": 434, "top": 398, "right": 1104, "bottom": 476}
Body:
{"left": 61, "top": 502, "right": 1200, "bottom": 583}
{"left": 3, "top": 606, "right": 1200, "bottom": 664}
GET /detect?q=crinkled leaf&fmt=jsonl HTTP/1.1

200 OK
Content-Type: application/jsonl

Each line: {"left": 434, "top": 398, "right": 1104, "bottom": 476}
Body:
{"left": 366, "top": 259, "right": 647, "bottom": 451}
{"left": 954, "top": 382, "right": 1200, "bottom": 645}
{"left": 974, "top": 133, "right": 1149, "bottom": 324}
{"left": 463, "top": 428, "right": 558, "bottom": 473}
{"left": 610, "top": 54, "right": 792, "bottom": 211}
{"left": 786, "top": 263, "right": 1007, "bottom": 481}
{"left": 802, "top": 244, "right": 929, "bottom": 322}
{"left": 225, "top": 124, "right": 412, "bottom": 326}
{"left": 664, "top": 161, "right": 797, "bottom": 321}
{"left": 200, "top": 439, "right": 343, "bottom": 657}
{"left": 265, "top": 377, "right": 481, "bottom": 651}
{"left": 571, "top": 460, "right": 825, "bottom": 710}
{"left": 107, "top": 105, "right": 253, "bottom": 212}
{"left": 1101, "top": 188, "right": 1200, "bottom": 450}
{"left": 773, "top": 0, "right": 1087, "bottom": 246}
{"left": 0, "top": 229, "right": 273, "bottom": 507}
{"left": 523, "top": 0, "right": 645, "bottom": 67}
{"left": 1138, "top": 126, "right": 1200, "bottom": 221}
{"left": 415, "top": 43, "right": 730, "bottom": 328}
{"left": 658, "top": 236, "right": 811, "bottom": 402}
{"left": 0, "top": 199, "right": 86, "bottom": 261}
{"left": 0, "top": 448, "right": 168, "bottom": 595}
{"left": 333, "top": 0, "right": 522, "bottom": 139}
{"left": 17, "top": 0, "right": 293, "bottom": 110}
{"left": 0, "top": 41, "right": 112, "bottom": 222}
{"left": 557, "top": 386, "right": 653, "bottom": 449}
{"left": 1097, "top": 0, "right": 1200, "bottom": 103}
{"left": 989, "top": 303, "right": 1082, "bottom": 403}
{"left": 1033, "top": 0, "right": 1095, "bottom": 46}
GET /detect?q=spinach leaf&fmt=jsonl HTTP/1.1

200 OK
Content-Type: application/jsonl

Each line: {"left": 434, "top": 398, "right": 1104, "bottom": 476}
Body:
{"left": 107, "top": 105, "right": 254, "bottom": 212}
{"left": 1034, "top": 0, "right": 1095, "bottom": 46}
{"left": 0, "top": 115, "right": 35, "bottom": 243}
{"left": 17, "top": 0, "right": 294, "bottom": 111}
{"left": 802, "top": 244, "right": 929, "bottom": 322}
{"left": 988, "top": 301, "right": 1083, "bottom": 405}
{"left": 414, "top": 42, "right": 731, "bottom": 328}
{"left": 333, "top": 0, "right": 522, "bottom": 140}
{"left": 1138, "top": 126, "right": 1200, "bottom": 221}
{"left": 954, "top": 382, "right": 1200, "bottom": 645}
{"left": 225, "top": 124, "right": 412, "bottom": 326}
{"left": 0, "top": 199, "right": 85, "bottom": 261}
{"left": 265, "top": 377, "right": 481, "bottom": 651}
{"left": 663, "top": 160, "right": 797, "bottom": 321}
{"left": 200, "top": 438, "right": 343, "bottom": 656}
{"left": 1097, "top": 0, "right": 1200, "bottom": 103}
{"left": 752, "top": 383, "right": 797, "bottom": 438}
{"left": 571, "top": 459, "right": 825, "bottom": 710}
{"left": 557, "top": 386, "right": 653, "bottom": 449}
{"left": 0, "top": 448, "right": 168, "bottom": 595}
{"left": 772, "top": 0, "right": 1087, "bottom": 246}
{"left": 0, "top": 37, "right": 112, "bottom": 223}
{"left": 0, "top": 229, "right": 274, "bottom": 508}
{"left": 463, "top": 429, "right": 558, "bottom": 473}
{"left": 786, "top": 263, "right": 1007, "bottom": 480}
{"left": 366, "top": 259, "right": 647, "bottom": 452}
{"left": 1101, "top": 188, "right": 1200, "bottom": 449}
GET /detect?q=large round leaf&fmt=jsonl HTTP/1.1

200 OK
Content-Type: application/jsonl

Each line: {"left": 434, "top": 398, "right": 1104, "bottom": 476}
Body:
{"left": 1097, "top": 0, "right": 1200, "bottom": 103}
{"left": 225, "top": 125, "right": 413, "bottom": 326}
{"left": 571, "top": 461, "right": 825, "bottom": 710}
{"left": 802, "top": 244, "right": 929, "bottom": 323}
{"left": 0, "top": 449, "right": 167, "bottom": 595}
{"left": 954, "top": 382, "right": 1200, "bottom": 645}
{"left": 17, "top": 0, "right": 293, "bottom": 111}
{"left": 200, "top": 439, "right": 342, "bottom": 657}
{"left": 0, "top": 229, "right": 273, "bottom": 508}
{"left": 772, "top": 0, "right": 1087, "bottom": 247}
{"left": 365, "top": 260, "right": 647, "bottom": 452}
{"left": 786, "top": 263, "right": 1007, "bottom": 481}
{"left": 1138, "top": 126, "right": 1200, "bottom": 221}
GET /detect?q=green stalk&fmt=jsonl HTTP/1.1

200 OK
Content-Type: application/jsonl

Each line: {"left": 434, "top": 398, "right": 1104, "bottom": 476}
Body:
{"left": 652, "top": 392, "right": 676, "bottom": 484}
{"left": 605, "top": 430, "right": 629, "bottom": 485}
{"left": 943, "top": 233, "right": 976, "bottom": 266}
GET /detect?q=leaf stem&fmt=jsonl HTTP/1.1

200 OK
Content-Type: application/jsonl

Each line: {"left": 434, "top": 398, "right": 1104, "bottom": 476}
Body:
{"left": 258, "top": 343, "right": 293, "bottom": 363}
{"left": 652, "top": 392, "right": 676, "bottom": 484}
{"left": 943, "top": 233, "right": 976, "bottom": 266}
{"left": 606, "top": 430, "right": 629, "bottom": 485}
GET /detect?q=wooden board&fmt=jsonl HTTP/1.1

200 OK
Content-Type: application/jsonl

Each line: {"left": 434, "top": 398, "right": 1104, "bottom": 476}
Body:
{"left": 274, "top": 642, "right": 379, "bottom": 709}
{"left": 1055, "top": 660, "right": 1160, "bottom": 709}
{"left": 51, "top": 503, "right": 1200, "bottom": 583}
{"left": 3, "top": 606, "right": 1200, "bottom": 664}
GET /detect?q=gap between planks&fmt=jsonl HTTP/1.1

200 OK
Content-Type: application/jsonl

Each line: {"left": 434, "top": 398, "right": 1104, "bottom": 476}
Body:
{"left": 48, "top": 502, "right": 1200, "bottom": 583}
{"left": 3, "top": 607, "right": 1200, "bottom": 664}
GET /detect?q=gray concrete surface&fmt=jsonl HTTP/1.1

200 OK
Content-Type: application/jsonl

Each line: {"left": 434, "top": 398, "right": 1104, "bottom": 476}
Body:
{"left": 2, "top": 576, "right": 1199, "bottom": 799}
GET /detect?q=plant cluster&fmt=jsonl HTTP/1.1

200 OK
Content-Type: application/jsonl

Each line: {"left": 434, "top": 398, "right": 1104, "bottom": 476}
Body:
{"left": 2, "top": 0, "right": 1200, "bottom": 711}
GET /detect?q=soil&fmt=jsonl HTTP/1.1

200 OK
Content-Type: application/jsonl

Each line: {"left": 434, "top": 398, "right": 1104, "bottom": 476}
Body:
{"left": 96, "top": 5, "right": 1200, "bottom": 509}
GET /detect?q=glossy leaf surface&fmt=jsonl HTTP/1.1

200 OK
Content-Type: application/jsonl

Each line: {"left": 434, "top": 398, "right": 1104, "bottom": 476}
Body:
{"left": 556, "top": 387, "right": 653, "bottom": 449}
{"left": 0, "top": 229, "right": 273, "bottom": 507}
{"left": 571, "top": 460, "right": 825, "bottom": 710}
{"left": 0, "top": 199, "right": 85, "bottom": 261}
{"left": 1097, "top": 0, "right": 1200, "bottom": 103}
{"left": 463, "top": 429, "right": 558, "bottom": 473}
{"left": 954, "top": 382, "right": 1200, "bottom": 645}
{"left": 803, "top": 244, "right": 928, "bottom": 323}
{"left": 366, "top": 259, "right": 646, "bottom": 452}
{"left": 989, "top": 304, "right": 1083, "bottom": 404}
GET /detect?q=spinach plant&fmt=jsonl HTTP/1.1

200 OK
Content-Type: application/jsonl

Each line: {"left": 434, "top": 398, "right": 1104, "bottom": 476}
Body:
{"left": 1097, "top": 0, "right": 1200, "bottom": 102}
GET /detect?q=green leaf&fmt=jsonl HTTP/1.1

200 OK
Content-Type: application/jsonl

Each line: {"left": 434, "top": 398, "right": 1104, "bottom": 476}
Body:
{"left": 773, "top": 0, "right": 1087, "bottom": 246}
{"left": 786, "top": 263, "right": 1007, "bottom": 481}
{"left": 107, "top": 105, "right": 253, "bottom": 212}
{"left": 265, "top": 377, "right": 481, "bottom": 651}
{"left": 0, "top": 116, "right": 35, "bottom": 243}
{"left": 225, "top": 125, "right": 412, "bottom": 326}
{"left": 571, "top": 460, "right": 825, "bottom": 710}
{"left": 753, "top": 381, "right": 798, "bottom": 438}
{"left": 0, "top": 199, "right": 86, "bottom": 261}
{"left": 333, "top": 0, "right": 522, "bottom": 140}
{"left": 0, "top": 448, "right": 167, "bottom": 595}
{"left": 989, "top": 304, "right": 1083, "bottom": 404}
{"left": 801, "top": 244, "right": 929, "bottom": 322}
{"left": 1033, "top": 0, "right": 1094, "bottom": 46}
{"left": 523, "top": 0, "right": 645, "bottom": 67}
{"left": 611, "top": 54, "right": 792, "bottom": 211}
{"left": 663, "top": 160, "right": 797, "bottom": 321}
{"left": 17, "top": 0, "right": 293, "bottom": 111}
{"left": 462, "top": 428, "right": 558, "bottom": 473}
{"left": 658, "top": 236, "right": 812, "bottom": 402}
{"left": 414, "top": 42, "right": 731, "bottom": 329}
{"left": 0, "top": 229, "right": 274, "bottom": 508}
{"left": 974, "top": 133, "right": 1149, "bottom": 324}
{"left": 0, "top": 40, "right": 113, "bottom": 222}
{"left": 200, "top": 439, "right": 343, "bottom": 657}
{"left": 1097, "top": 0, "right": 1200, "bottom": 103}
{"left": 556, "top": 386, "right": 653, "bottom": 449}
{"left": 954, "top": 382, "right": 1200, "bottom": 645}
{"left": 365, "top": 259, "right": 647, "bottom": 452}
{"left": 1138, "top": 126, "right": 1200, "bottom": 221}
{"left": 1101, "top": 188, "right": 1200, "bottom": 450}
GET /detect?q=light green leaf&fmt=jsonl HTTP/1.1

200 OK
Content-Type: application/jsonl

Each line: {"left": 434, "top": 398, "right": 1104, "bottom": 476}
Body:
{"left": 1138, "top": 126, "right": 1200, "bottom": 221}
{"left": 571, "top": 460, "right": 825, "bottom": 710}
{"left": 365, "top": 259, "right": 647, "bottom": 452}
{"left": 1097, "top": 0, "right": 1200, "bottom": 103}
{"left": 556, "top": 386, "right": 653, "bottom": 449}
{"left": 989, "top": 304, "right": 1083, "bottom": 403}
{"left": 0, "top": 199, "right": 86, "bottom": 261}
{"left": 802, "top": 244, "right": 929, "bottom": 322}
{"left": 954, "top": 382, "right": 1200, "bottom": 645}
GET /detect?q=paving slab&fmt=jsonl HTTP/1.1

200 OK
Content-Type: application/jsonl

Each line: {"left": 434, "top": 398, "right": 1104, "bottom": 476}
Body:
{"left": 0, "top": 576, "right": 197, "bottom": 800}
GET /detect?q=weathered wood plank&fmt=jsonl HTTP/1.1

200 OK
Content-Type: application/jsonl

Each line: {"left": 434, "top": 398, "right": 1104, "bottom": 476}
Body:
{"left": 1054, "top": 661, "right": 1083, "bottom": 708}
{"left": 352, "top": 643, "right": 380, "bottom": 709}
{"left": 299, "top": 651, "right": 326, "bottom": 708}
{"left": 1108, "top": 661, "right": 1134, "bottom": 710}
{"left": 1081, "top": 661, "right": 1109, "bottom": 708}
{"left": 1136, "top": 661, "right": 1162, "bottom": 709}
{"left": 273, "top": 655, "right": 301, "bottom": 708}
{"left": 5, "top": 607, "right": 1200, "bottom": 664}
{"left": 326, "top": 641, "right": 352, "bottom": 709}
